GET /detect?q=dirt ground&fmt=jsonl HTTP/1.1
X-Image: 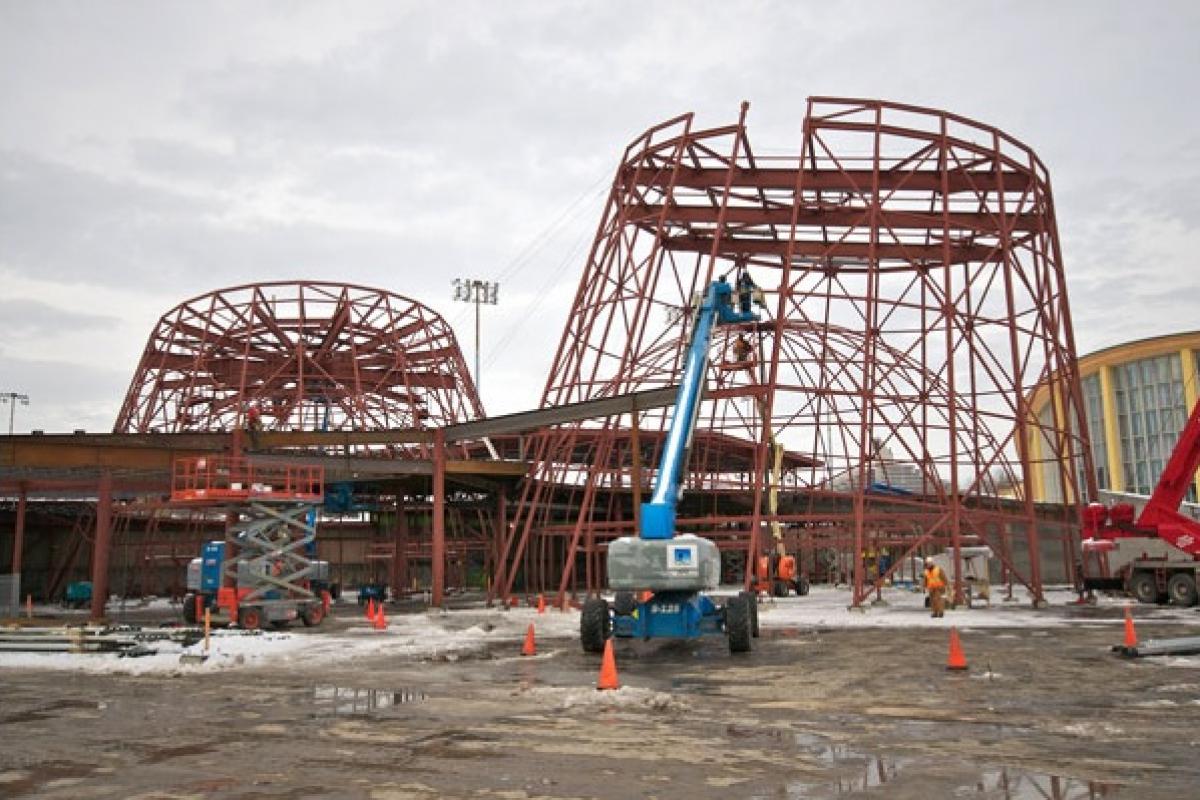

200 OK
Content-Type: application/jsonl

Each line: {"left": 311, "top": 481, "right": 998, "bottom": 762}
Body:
{"left": 3, "top": 606, "right": 1199, "bottom": 799}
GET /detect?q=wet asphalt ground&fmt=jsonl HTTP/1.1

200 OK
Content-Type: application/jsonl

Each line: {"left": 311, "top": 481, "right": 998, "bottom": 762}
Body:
{"left": 2, "top": 605, "right": 1199, "bottom": 799}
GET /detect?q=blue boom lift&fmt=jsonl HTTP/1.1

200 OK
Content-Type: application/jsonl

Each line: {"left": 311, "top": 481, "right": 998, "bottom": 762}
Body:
{"left": 581, "top": 275, "right": 761, "bottom": 654}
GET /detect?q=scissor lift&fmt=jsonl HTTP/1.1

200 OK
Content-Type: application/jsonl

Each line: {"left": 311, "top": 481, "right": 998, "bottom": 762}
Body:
{"left": 173, "top": 456, "right": 328, "bottom": 629}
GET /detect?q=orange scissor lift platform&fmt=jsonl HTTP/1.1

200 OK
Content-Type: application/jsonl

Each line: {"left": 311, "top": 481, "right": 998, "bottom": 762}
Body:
{"left": 171, "top": 456, "right": 323, "bottom": 504}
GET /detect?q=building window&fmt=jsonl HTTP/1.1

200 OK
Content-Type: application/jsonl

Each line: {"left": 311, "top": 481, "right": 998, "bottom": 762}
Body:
{"left": 1114, "top": 353, "right": 1190, "bottom": 499}
{"left": 1081, "top": 373, "right": 1107, "bottom": 490}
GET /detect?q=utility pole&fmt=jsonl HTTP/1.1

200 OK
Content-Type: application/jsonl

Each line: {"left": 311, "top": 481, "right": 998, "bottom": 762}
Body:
{"left": 451, "top": 279, "right": 499, "bottom": 398}
{"left": 0, "top": 392, "right": 30, "bottom": 435}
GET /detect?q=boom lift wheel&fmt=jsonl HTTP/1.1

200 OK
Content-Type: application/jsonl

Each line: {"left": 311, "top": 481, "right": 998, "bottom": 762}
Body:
{"left": 739, "top": 590, "right": 759, "bottom": 637}
{"left": 613, "top": 591, "right": 637, "bottom": 616}
{"left": 725, "top": 595, "right": 752, "bottom": 653}
{"left": 1167, "top": 573, "right": 1198, "bottom": 607}
{"left": 1129, "top": 571, "right": 1159, "bottom": 605}
{"left": 182, "top": 593, "right": 198, "bottom": 624}
{"left": 581, "top": 597, "right": 612, "bottom": 653}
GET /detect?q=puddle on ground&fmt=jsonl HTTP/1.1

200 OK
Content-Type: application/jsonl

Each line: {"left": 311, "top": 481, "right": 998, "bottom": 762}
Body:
{"left": 959, "top": 768, "right": 1118, "bottom": 799}
{"left": 729, "top": 725, "right": 1121, "bottom": 798}
{"left": 312, "top": 685, "right": 426, "bottom": 717}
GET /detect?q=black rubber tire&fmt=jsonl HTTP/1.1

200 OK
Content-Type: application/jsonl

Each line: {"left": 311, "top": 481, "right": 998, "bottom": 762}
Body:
{"left": 739, "top": 590, "right": 760, "bottom": 638}
{"left": 239, "top": 606, "right": 263, "bottom": 630}
{"left": 1130, "top": 571, "right": 1158, "bottom": 605}
{"left": 725, "top": 596, "right": 752, "bottom": 653}
{"left": 182, "top": 593, "right": 198, "bottom": 625}
{"left": 580, "top": 597, "right": 611, "bottom": 654}
{"left": 613, "top": 591, "right": 637, "bottom": 616}
{"left": 1167, "top": 573, "right": 1198, "bottom": 607}
{"left": 796, "top": 577, "right": 810, "bottom": 596}
{"left": 329, "top": 582, "right": 342, "bottom": 601}
{"left": 301, "top": 603, "right": 326, "bottom": 627}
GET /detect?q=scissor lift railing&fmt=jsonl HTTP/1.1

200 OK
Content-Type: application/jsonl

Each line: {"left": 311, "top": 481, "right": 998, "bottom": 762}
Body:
{"left": 171, "top": 456, "right": 323, "bottom": 504}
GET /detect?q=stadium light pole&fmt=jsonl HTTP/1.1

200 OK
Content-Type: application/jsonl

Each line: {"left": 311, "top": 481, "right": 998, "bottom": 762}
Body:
{"left": 1, "top": 392, "right": 30, "bottom": 435}
{"left": 451, "top": 279, "right": 499, "bottom": 399}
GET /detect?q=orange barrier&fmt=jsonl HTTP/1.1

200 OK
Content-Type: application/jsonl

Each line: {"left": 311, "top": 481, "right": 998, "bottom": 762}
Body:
{"left": 1123, "top": 607, "right": 1138, "bottom": 648}
{"left": 521, "top": 624, "right": 537, "bottom": 656}
{"left": 946, "top": 627, "right": 968, "bottom": 671}
{"left": 597, "top": 639, "right": 620, "bottom": 690}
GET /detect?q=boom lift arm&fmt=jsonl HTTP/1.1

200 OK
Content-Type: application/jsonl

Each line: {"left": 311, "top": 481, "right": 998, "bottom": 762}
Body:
{"left": 640, "top": 277, "right": 759, "bottom": 541}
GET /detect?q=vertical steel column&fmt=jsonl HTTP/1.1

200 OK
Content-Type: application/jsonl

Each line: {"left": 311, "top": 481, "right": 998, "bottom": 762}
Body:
{"left": 393, "top": 495, "right": 409, "bottom": 593}
{"left": 431, "top": 428, "right": 446, "bottom": 607}
{"left": 89, "top": 470, "right": 113, "bottom": 621}
{"left": 11, "top": 482, "right": 27, "bottom": 576}
{"left": 491, "top": 489, "right": 506, "bottom": 603}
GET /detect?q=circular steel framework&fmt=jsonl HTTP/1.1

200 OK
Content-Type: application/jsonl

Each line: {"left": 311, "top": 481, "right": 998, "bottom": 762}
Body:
{"left": 115, "top": 281, "right": 483, "bottom": 436}
{"left": 498, "top": 98, "right": 1093, "bottom": 606}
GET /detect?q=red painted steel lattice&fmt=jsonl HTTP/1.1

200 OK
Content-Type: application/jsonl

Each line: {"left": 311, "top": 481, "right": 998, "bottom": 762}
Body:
{"left": 497, "top": 98, "right": 1093, "bottom": 607}
{"left": 115, "top": 281, "right": 483, "bottom": 439}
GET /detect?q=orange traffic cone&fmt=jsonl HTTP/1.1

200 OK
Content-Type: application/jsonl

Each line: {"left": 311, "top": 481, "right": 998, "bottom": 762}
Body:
{"left": 373, "top": 603, "right": 388, "bottom": 631}
{"left": 537, "top": 594, "right": 546, "bottom": 614}
{"left": 1123, "top": 607, "right": 1138, "bottom": 648}
{"left": 365, "top": 598, "right": 375, "bottom": 621}
{"left": 509, "top": 596, "right": 519, "bottom": 608}
{"left": 521, "top": 624, "right": 537, "bottom": 656}
{"left": 946, "top": 627, "right": 968, "bottom": 671}
{"left": 597, "top": 639, "right": 620, "bottom": 690}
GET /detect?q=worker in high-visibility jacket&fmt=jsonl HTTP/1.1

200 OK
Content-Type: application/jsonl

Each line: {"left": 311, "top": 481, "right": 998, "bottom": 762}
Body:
{"left": 923, "top": 558, "right": 948, "bottom": 618}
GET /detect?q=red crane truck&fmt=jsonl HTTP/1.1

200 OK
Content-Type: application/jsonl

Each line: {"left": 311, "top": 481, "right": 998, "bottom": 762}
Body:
{"left": 1081, "top": 397, "right": 1200, "bottom": 607}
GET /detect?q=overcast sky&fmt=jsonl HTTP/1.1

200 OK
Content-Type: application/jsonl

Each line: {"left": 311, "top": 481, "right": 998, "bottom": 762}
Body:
{"left": 1, "top": 0, "right": 1198, "bottom": 434}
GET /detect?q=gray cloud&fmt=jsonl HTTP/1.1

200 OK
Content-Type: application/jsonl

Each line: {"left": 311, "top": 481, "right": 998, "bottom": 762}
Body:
{"left": 0, "top": 298, "right": 119, "bottom": 337}
{"left": 2, "top": 0, "right": 1200, "bottom": 422}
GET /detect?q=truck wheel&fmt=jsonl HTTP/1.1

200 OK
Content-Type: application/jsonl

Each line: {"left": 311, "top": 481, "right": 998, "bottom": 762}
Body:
{"left": 739, "top": 590, "right": 760, "bottom": 637}
{"left": 772, "top": 581, "right": 789, "bottom": 598}
{"left": 796, "top": 577, "right": 810, "bottom": 597}
{"left": 182, "top": 593, "right": 198, "bottom": 624}
{"left": 580, "top": 597, "right": 611, "bottom": 654}
{"left": 613, "top": 591, "right": 637, "bottom": 616}
{"left": 1167, "top": 573, "right": 1198, "bottom": 607}
{"left": 725, "top": 596, "right": 752, "bottom": 653}
{"left": 239, "top": 607, "right": 263, "bottom": 630}
{"left": 301, "top": 604, "right": 326, "bottom": 627}
{"left": 1130, "top": 572, "right": 1158, "bottom": 605}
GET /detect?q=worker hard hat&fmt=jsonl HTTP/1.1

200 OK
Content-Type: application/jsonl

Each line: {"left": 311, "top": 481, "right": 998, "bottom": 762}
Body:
{"left": 924, "top": 558, "right": 934, "bottom": 567}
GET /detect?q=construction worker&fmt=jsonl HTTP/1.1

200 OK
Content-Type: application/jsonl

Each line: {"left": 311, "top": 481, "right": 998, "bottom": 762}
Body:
{"left": 923, "top": 558, "right": 948, "bottom": 618}
{"left": 732, "top": 334, "right": 754, "bottom": 365}
{"left": 244, "top": 403, "right": 263, "bottom": 448}
{"left": 737, "top": 271, "right": 757, "bottom": 314}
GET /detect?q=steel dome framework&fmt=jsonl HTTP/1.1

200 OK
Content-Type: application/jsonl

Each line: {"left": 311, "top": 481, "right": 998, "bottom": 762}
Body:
{"left": 116, "top": 281, "right": 483, "bottom": 441}
{"left": 495, "top": 98, "right": 1094, "bottom": 607}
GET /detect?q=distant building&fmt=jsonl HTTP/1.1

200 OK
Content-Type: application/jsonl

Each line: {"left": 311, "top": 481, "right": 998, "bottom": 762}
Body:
{"left": 1030, "top": 331, "right": 1200, "bottom": 504}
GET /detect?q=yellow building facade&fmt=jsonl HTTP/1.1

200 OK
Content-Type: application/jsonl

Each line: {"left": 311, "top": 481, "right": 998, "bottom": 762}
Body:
{"left": 1030, "top": 331, "right": 1200, "bottom": 503}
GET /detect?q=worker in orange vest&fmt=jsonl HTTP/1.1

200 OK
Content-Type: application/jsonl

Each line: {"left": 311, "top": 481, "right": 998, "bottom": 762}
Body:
{"left": 923, "top": 558, "right": 948, "bottom": 618}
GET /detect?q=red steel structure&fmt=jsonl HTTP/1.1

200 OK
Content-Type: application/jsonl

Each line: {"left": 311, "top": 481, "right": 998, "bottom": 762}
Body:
{"left": 103, "top": 282, "right": 491, "bottom": 605}
{"left": 116, "top": 281, "right": 483, "bottom": 442}
{"left": 496, "top": 98, "right": 1094, "bottom": 608}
